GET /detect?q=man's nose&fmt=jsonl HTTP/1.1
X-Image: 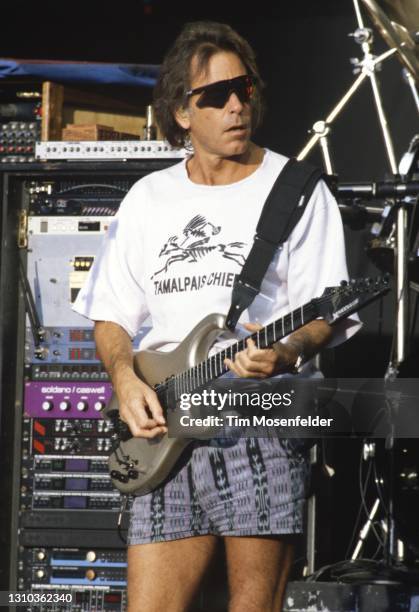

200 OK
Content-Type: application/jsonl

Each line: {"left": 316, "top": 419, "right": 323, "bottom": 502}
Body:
{"left": 226, "top": 90, "right": 243, "bottom": 111}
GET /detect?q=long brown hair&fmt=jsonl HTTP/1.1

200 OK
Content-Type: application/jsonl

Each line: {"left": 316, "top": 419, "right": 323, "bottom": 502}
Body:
{"left": 153, "top": 21, "right": 265, "bottom": 148}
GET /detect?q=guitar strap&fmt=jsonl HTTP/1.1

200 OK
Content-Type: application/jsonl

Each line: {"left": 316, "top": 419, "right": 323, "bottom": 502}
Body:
{"left": 226, "top": 157, "right": 324, "bottom": 330}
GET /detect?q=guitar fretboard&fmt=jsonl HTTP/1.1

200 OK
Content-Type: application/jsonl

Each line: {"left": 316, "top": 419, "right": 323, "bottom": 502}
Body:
{"left": 157, "top": 301, "right": 317, "bottom": 399}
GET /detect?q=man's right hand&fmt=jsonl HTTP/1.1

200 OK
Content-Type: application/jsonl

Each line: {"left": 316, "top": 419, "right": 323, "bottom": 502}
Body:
{"left": 114, "top": 367, "right": 167, "bottom": 439}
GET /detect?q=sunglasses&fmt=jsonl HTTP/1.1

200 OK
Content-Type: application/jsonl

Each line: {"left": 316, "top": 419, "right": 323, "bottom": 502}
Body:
{"left": 186, "top": 75, "right": 254, "bottom": 109}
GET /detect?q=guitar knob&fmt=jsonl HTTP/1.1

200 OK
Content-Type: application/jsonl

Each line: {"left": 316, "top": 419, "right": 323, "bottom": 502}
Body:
{"left": 128, "top": 469, "right": 139, "bottom": 480}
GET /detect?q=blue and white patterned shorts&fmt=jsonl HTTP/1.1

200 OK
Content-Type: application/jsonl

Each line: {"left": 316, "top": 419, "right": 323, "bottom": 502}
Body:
{"left": 128, "top": 437, "right": 310, "bottom": 545}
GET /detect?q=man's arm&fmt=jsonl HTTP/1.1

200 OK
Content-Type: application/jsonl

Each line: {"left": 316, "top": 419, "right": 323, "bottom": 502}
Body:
{"left": 224, "top": 319, "right": 333, "bottom": 378}
{"left": 94, "top": 321, "right": 167, "bottom": 438}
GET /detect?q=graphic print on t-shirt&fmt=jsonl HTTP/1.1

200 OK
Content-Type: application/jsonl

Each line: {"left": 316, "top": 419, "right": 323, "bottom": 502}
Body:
{"left": 151, "top": 214, "right": 246, "bottom": 279}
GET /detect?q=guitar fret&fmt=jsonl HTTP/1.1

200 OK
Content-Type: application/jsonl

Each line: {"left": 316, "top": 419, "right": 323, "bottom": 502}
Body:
{"left": 171, "top": 301, "right": 323, "bottom": 399}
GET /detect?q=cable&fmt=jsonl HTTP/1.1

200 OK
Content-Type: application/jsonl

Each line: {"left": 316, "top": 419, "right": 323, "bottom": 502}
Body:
{"left": 371, "top": 528, "right": 385, "bottom": 560}
{"left": 373, "top": 453, "right": 389, "bottom": 517}
{"left": 358, "top": 445, "right": 385, "bottom": 549}
{"left": 344, "top": 444, "right": 373, "bottom": 559}
{"left": 116, "top": 495, "right": 131, "bottom": 545}
{"left": 56, "top": 183, "right": 129, "bottom": 195}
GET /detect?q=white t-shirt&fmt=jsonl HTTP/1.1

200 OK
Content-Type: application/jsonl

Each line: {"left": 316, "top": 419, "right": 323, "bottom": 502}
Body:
{"left": 73, "top": 148, "right": 361, "bottom": 362}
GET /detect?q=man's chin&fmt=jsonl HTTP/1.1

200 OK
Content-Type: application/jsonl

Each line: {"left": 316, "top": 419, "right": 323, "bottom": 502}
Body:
{"left": 223, "top": 139, "right": 251, "bottom": 157}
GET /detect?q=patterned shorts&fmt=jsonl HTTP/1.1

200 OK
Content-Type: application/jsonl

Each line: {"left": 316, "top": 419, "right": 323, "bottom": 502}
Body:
{"left": 128, "top": 437, "right": 310, "bottom": 545}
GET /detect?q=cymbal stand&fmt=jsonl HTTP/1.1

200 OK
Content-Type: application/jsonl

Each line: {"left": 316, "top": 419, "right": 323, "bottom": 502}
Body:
{"left": 298, "top": 0, "right": 408, "bottom": 375}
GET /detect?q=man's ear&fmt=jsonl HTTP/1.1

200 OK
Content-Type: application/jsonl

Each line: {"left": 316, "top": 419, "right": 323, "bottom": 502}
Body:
{"left": 175, "top": 107, "right": 191, "bottom": 130}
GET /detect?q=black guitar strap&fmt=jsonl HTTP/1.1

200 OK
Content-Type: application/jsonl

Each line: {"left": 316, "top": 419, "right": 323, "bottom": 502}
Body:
{"left": 226, "top": 158, "right": 324, "bottom": 330}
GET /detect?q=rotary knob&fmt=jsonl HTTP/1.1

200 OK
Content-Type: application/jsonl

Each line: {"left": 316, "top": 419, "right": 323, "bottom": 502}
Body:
{"left": 94, "top": 401, "right": 105, "bottom": 412}
{"left": 86, "top": 551, "right": 96, "bottom": 562}
{"left": 76, "top": 401, "right": 88, "bottom": 412}
{"left": 41, "top": 401, "right": 53, "bottom": 412}
{"left": 59, "top": 401, "right": 71, "bottom": 411}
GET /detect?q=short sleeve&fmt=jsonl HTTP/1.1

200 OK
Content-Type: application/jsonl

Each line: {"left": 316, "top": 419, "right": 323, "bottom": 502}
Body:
{"left": 72, "top": 182, "right": 150, "bottom": 338}
{"left": 287, "top": 180, "right": 362, "bottom": 347}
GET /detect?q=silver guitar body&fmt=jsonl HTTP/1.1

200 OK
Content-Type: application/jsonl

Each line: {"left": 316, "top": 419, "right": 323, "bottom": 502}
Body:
{"left": 105, "top": 313, "right": 227, "bottom": 496}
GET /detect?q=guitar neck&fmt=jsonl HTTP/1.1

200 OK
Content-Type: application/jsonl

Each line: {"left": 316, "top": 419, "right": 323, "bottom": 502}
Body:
{"left": 168, "top": 301, "right": 318, "bottom": 397}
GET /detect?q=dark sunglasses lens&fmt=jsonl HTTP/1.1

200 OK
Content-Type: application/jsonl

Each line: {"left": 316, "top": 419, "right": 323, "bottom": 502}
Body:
{"left": 196, "top": 77, "right": 253, "bottom": 109}
{"left": 197, "top": 82, "right": 230, "bottom": 108}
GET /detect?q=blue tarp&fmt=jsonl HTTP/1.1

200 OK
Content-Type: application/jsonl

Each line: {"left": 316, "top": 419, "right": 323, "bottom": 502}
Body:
{"left": 0, "top": 59, "right": 160, "bottom": 87}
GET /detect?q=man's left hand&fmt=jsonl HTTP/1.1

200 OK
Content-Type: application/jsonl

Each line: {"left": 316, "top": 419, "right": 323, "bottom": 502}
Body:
{"left": 224, "top": 322, "right": 298, "bottom": 379}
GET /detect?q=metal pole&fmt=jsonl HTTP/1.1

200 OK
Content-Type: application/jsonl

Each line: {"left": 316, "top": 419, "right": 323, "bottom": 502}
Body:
{"left": 353, "top": 0, "right": 365, "bottom": 29}
{"left": 297, "top": 48, "right": 397, "bottom": 161}
{"left": 403, "top": 69, "right": 419, "bottom": 114}
{"left": 368, "top": 72, "right": 398, "bottom": 174}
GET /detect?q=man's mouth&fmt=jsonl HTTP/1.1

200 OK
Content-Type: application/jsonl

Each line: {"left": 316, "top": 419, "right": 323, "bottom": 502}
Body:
{"left": 226, "top": 125, "right": 249, "bottom": 132}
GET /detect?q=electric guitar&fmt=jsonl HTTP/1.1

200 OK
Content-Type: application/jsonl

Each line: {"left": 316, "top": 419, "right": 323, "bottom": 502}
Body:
{"left": 105, "top": 277, "right": 389, "bottom": 496}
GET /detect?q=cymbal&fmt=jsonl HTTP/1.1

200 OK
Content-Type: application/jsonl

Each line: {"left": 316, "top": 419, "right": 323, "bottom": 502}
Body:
{"left": 361, "top": 0, "right": 419, "bottom": 80}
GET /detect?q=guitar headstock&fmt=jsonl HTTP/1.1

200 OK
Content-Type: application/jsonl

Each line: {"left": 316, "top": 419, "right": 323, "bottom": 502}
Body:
{"left": 314, "top": 275, "right": 390, "bottom": 323}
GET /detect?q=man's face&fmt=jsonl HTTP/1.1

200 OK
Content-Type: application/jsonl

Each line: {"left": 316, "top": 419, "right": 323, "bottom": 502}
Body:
{"left": 176, "top": 51, "right": 252, "bottom": 158}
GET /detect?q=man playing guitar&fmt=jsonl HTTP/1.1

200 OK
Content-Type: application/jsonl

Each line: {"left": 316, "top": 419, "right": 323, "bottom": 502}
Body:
{"left": 74, "top": 21, "right": 360, "bottom": 612}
